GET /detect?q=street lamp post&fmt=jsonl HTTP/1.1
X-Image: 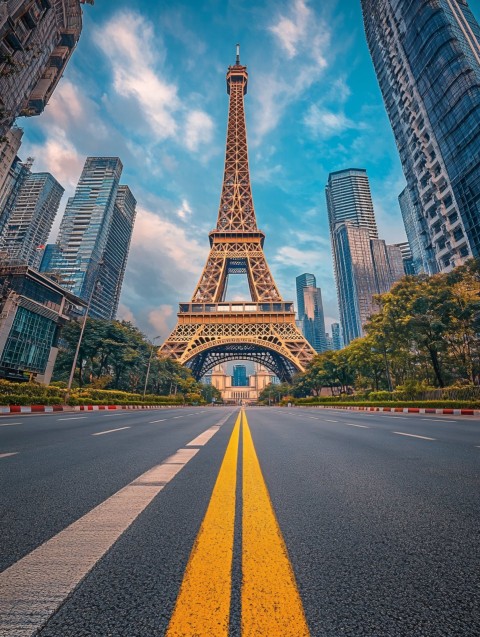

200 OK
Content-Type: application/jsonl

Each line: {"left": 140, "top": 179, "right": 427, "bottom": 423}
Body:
{"left": 142, "top": 336, "right": 161, "bottom": 399}
{"left": 66, "top": 269, "right": 103, "bottom": 402}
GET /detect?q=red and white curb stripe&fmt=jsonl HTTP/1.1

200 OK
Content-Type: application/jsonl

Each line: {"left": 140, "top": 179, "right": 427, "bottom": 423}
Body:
{"left": 0, "top": 404, "right": 184, "bottom": 414}
{"left": 305, "top": 405, "right": 480, "bottom": 416}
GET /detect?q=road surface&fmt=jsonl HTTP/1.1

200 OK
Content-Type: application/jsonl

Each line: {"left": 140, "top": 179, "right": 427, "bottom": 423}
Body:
{"left": 0, "top": 405, "right": 478, "bottom": 636}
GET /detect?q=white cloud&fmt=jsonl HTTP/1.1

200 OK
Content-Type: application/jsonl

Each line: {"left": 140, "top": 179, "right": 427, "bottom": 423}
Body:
{"left": 304, "top": 104, "right": 362, "bottom": 139}
{"left": 253, "top": 1, "right": 330, "bottom": 140}
{"left": 177, "top": 198, "right": 192, "bottom": 220}
{"left": 148, "top": 306, "right": 174, "bottom": 336}
{"left": 184, "top": 110, "right": 215, "bottom": 152}
{"left": 269, "top": 0, "right": 310, "bottom": 59}
{"left": 94, "top": 11, "right": 214, "bottom": 153}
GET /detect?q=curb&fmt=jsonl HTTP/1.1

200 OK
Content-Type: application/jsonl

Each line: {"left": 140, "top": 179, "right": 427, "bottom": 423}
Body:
{"left": 0, "top": 404, "right": 185, "bottom": 414}
{"left": 303, "top": 405, "right": 480, "bottom": 416}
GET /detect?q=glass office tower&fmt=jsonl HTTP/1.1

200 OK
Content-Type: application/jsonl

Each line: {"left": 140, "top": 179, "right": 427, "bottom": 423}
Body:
{"left": 362, "top": 0, "right": 480, "bottom": 270}
{"left": 46, "top": 157, "right": 136, "bottom": 319}
{"left": 0, "top": 172, "right": 64, "bottom": 269}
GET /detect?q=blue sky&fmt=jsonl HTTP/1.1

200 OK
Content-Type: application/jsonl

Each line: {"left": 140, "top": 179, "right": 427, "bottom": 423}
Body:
{"left": 20, "top": 0, "right": 480, "bottom": 341}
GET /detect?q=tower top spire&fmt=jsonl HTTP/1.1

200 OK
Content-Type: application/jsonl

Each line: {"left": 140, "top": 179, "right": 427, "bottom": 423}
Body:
{"left": 236, "top": 43, "right": 240, "bottom": 65}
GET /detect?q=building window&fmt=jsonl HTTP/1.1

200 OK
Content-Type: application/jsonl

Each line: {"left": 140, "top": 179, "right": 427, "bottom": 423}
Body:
{"left": 0, "top": 307, "right": 56, "bottom": 373}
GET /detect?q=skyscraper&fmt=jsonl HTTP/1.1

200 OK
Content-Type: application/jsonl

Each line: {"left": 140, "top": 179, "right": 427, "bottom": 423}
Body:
{"left": 295, "top": 273, "right": 316, "bottom": 323}
{"left": 327, "top": 169, "right": 404, "bottom": 345}
{"left": 45, "top": 157, "right": 136, "bottom": 319}
{"left": 362, "top": 0, "right": 480, "bottom": 271}
{"left": 394, "top": 241, "right": 415, "bottom": 276}
{"left": 303, "top": 286, "right": 328, "bottom": 353}
{"left": 0, "top": 128, "right": 23, "bottom": 191}
{"left": 0, "top": 1, "right": 93, "bottom": 136}
{"left": 0, "top": 172, "right": 64, "bottom": 269}
{"left": 326, "top": 169, "right": 378, "bottom": 239}
{"left": 398, "top": 187, "right": 435, "bottom": 275}
{"left": 331, "top": 323, "right": 343, "bottom": 350}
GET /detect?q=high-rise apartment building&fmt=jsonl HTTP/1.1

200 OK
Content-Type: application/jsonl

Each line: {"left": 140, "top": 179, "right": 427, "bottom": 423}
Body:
{"left": 394, "top": 241, "right": 415, "bottom": 275}
{"left": 303, "top": 286, "right": 328, "bottom": 353}
{"left": 327, "top": 169, "right": 404, "bottom": 345}
{"left": 0, "top": 155, "right": 30, "bottom": 240}
{"left": 0, "top": 128, "right": 23, "bottom": 191}
{"left": 362, "top": 0, "right": 480, "bottom": 271}
{"left": 331, "top": 323, "right": 343, "bottom": 350}
{"left": 295, "top": 273, "right": 316, "bottom": 323}
{"left": 398, "top": 186, "right": 434, "bottom": 275}
{"left": 0, "top": 171, "right": 64, "bottom": 269}
{"left": 326, "top": 169, "right": 379, "bottom": 239}
{"left": 44, "top": 157, "right": 136, "bottom": 319}
{"left": 0, "top": 0, "right": 93, "bottom": 136}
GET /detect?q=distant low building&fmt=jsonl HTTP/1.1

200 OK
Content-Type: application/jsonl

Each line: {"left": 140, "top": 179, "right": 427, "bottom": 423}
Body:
{"left": 0, "top": 264, "right": 85, "bottom": 383}
{"left": 210, "top": 364, "right": 276, "bottom": 404}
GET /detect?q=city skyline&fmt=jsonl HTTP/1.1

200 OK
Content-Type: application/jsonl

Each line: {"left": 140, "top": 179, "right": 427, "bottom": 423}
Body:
{"left": 14, "top": 0, "right": 480, "bottom": 340}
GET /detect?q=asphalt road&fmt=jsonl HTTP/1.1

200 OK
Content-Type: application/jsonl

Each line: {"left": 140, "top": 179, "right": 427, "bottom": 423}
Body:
{"left": 0, "top": 406, "right": 478, "bottom": 636}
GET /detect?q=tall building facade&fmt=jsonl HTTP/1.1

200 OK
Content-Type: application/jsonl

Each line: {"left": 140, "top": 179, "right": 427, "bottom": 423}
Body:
{"left": 44, "top": 157, "right": 136, "bottom": 320}
{"left": 0, "top": 0, "right": 93, "bottom": 136}
{"left": 327, "top": 169, "right": 404, "bottom": 345}
{"left": 0, "top": 171, "right": 64, "bottom": 268}
{"left": 398, "top": 186, "right": 435, "bottom": 274}
{"left": 0, "top": 155, "right": 30, "bottom": 240}
{"left": 326, "top": 169, "right": 379, "bottom": 239}
{"left": 394, "top": 240, "right": 416, "bottom": 275}
{"left": 295, "top": 273, "right": 316, "bottom": 323}
{"left": 362, "top": 0, "right": 480, "bottom": 271}
{"left": 303, "top": 286, "right": 328, "bottom": 353}
{"left": 331, "top": 323, "right": 343, "bottom": 350}
{"left": 0, "top": 127, "right": 23, "bottom": 190}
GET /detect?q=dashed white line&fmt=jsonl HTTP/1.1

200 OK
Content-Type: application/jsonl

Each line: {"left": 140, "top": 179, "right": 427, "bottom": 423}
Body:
{"left": 173, "top": 416, "right": 183, "bottom": 419}
{"left": 0, "top": 447, "right": 199, "bottom": 635}
{"left": 103, "top": 413, "right": 128, "bottom": 416}
{"left": 92, "top": 426, "right": 131, "bottom": 436}
{"left": 393, "top": 432, "right": 436, "bottom": 441}
{"left": 382, "top": 415, "right": 408, "bottom": 419}
{"left": 57, "top": 416, "right": 88, "bottom": 421}
{"left": 346, "top": 424, "right": 370, "bottom": 429}
{"left": 421, "top": 418, "right": 456, "bottom": 423}
{"left": 149, "top": 419, "right": 166, "bottom": 423}
{"left": 325, "top": 419, "right": 338, "bottom": 423}
{"left": 0, "top": 452, "right": 18, "bottom": 459}
{"left": 0, "top": 422, "right": 21, "bottom": 427}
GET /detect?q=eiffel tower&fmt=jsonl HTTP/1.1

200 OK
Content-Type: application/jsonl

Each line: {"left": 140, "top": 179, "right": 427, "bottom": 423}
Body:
{"left": 159, "top": 46, "right": 315, "bottom": 382}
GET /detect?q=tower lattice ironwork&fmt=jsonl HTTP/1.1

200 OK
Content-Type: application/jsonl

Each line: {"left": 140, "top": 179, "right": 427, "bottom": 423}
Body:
{"left": 159, "top": 47, "right": 315, "bottom": 382}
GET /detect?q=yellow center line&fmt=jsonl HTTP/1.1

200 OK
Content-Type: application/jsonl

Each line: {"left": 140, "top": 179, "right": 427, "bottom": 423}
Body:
{"left": 242, "top": 410, "right": 311, "bottom": 636}
{"left": 166, "top": 411, "right": 241, "bottom": 637}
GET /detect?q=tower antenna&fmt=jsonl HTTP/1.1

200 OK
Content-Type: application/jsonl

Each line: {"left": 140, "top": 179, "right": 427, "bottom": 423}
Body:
{"left": 236, "top": 43, "right": 240, "bottom": 65}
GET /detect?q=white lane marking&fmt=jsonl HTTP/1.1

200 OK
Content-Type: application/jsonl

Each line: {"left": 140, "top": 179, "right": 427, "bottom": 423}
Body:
{"left": 346, "top": 424, "right": 370, "bottom": 429}
{"left": 309, "top": 416, "right": 319, "bottom": 420}
{"left": 92, "top": 426, "right": 131, "bottom": 436}
{"left": 421, "top": 418, "right": 456, "bottom": 423}
{"left": 393, "top": 432, "right": 436, "bottom": 441}
{"left": 0, "top": 447, "right": 199, "bottom": 636}
{"left": 173, "top": 416, "right": 183, "bottom": 419}
{"left": 186, "top": 413, "right": 233, "bottom": 447}
{"left": 382, "top": 415, "right": 408, "bottom": 419}
{"left": 103, "top": 413, "right": 128, "bottom": 416}
{"left": 0, "top": 452, "right": 18, "bottom": 459}
{"left": 150, "top": 419, "right": 166, "bottom": 423}
{"left": 0, "top": 422, "right": 21, "bottom": 427}
{"left": 187, "top": 426, "right": 220, "bottom": 446}
{"left": 325, "top": 419, "right": 338, "bottom": 423}
{"left": 57, "top": 416, "right": 88, "bottom": 421}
